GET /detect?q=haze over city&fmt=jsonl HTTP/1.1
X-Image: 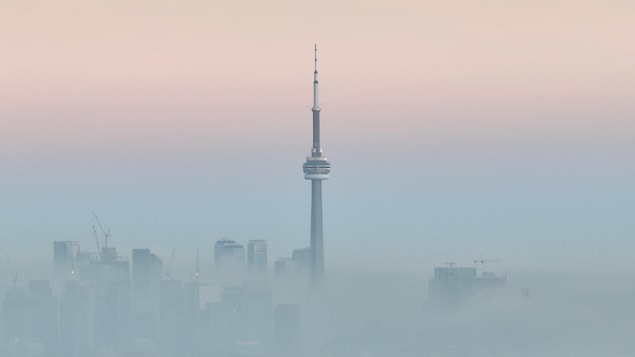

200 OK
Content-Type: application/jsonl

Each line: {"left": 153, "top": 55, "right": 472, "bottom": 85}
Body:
{"left": 1, "top": 0, "right": 635, "bottom": 356}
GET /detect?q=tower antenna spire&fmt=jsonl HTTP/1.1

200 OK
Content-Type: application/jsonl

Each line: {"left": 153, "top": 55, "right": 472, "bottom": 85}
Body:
{"left": 312, "top": 44, "right": 320, "bottom": 113}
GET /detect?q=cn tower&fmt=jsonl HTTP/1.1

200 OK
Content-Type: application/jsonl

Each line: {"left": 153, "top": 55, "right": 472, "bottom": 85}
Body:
{"left": 303, "top": 45, "right": 331, "bottom": 285}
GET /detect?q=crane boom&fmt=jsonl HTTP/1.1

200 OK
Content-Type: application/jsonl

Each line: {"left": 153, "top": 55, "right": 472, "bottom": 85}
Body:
{"left": 92, "top": 212, "right": 111, "bottom": 248}
{"left": 93, "top": 225, "right": 102, "bottom": 261}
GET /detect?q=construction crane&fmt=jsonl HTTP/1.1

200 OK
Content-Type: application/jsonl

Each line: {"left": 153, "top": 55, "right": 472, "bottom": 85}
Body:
{"left": 92, "top": 212, "right": 111, "bottom": 249}
{"left": 165, "top": 248, "right": 175, "bottom": 280}
{"left": 92, "top": 224, "right": 102, "bottom": 261}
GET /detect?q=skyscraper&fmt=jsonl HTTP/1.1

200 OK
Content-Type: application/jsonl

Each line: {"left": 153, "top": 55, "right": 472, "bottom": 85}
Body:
{"left": 214, "top": 239, "right": 245, "bottom": 270}
{"left": 132, "top": 248, "right": 163, "bottom": 313}
{"left": 274, "top": 304, "right": 301, "bottom": 357}
{"left": 247, "top": 240, "right": 267, "bottom": 274}
{"left": 302, "top": 46, "right": 331, "bottom": 285}
{"left": 53, "top": 240, "right": 80, "bottom": 274}
{"left": 291, "top": 247, "right": 309, "bottom": 271}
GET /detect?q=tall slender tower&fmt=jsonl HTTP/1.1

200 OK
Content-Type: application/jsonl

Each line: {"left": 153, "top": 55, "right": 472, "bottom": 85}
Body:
{"left": 303, "top": 45, "right": 331, "bottom": 285}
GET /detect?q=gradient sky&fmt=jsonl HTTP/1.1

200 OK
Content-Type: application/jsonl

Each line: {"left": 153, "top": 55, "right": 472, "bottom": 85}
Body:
{"left": 1, "top": 0, "right": 634, "bottom": 277}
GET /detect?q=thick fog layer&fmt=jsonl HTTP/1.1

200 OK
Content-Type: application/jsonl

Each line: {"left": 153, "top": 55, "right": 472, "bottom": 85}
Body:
{"left": 1, "top": 249, "right": 634, "bottom": 357}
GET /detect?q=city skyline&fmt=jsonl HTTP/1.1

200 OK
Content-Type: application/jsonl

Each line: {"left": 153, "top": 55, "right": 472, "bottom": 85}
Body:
{"left": 2, "top": 1, "right": 635, "bottom": 355}
{"left": 1, "top": 0, "right": 634, "bottom": 275}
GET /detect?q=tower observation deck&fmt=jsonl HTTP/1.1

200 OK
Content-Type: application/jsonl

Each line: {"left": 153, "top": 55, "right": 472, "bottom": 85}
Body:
{"left": 303, "top": 45, "right": 330, "bottom": 286}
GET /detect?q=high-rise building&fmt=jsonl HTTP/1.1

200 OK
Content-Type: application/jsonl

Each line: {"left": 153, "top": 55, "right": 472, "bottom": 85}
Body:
{"left": 302, "top": 46, "right": 331, "bottom": 286}
{"left": 28, "top": 280, "right": 58, "bottom": 353}
{"left": 132, "top": 248, "right": 163, "bottom": 313}
{"left": 247, "top": 240, "right": 267, "bottom": 274}
{"left": 74, "top": 247, "right": 131, "bottom": 355}
{"left": 274, "top": 304, "right": 301, "bottom": 357}
{"left": 212, "top": 282, "right": 273, "bottom": 356}
{"left": 274, "top": 258, "right": 291, "bottom": 278}
{"left": 159, "top": 279, "right": 187, "bottom": 356}
{"left": 53, "top": 240, "right": 80, "bottom": 274}
{"left": 59, "top": 281, "right": 95, "bottom": 357}
{"left": 2, "top": 281, "right": 58, "bottom": 354}
{"left": 214, "top": 239, "right": 245, "bottom": 271}
{"left": 273, "top": 247, "right": 310, "bottom": 279}
{"left": 428, "top": 266, "right": 507, "bottom": 306}
{"left": 291, "top": 247, "right": 310, "bottom": 271}
{"left": 94, "top": 280, "right": 131, "bottom": 352}
{"left": 79, "top": 252, "right": 129, "bottom": 283}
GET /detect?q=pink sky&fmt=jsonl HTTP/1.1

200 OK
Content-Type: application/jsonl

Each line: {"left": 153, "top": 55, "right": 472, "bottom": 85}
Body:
{"left": 3, "top": 0, "right": 634, "bottom": 133}
{"left": 2, "top": 0, "right": 633, "bottom": 181}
